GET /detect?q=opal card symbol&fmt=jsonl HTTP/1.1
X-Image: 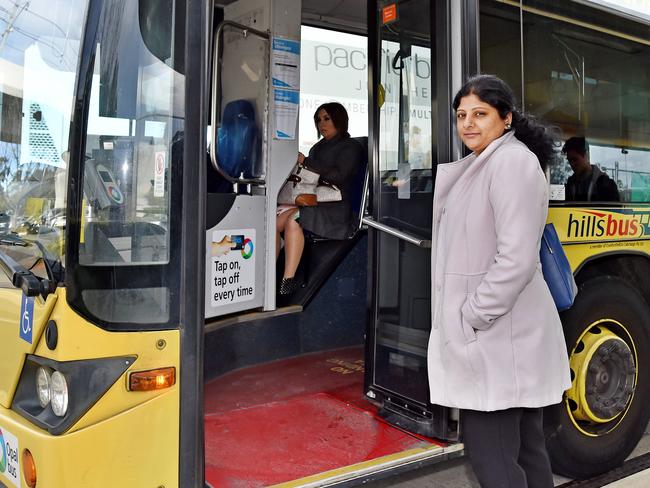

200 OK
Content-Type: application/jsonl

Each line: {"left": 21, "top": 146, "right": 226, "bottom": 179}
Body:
{"left": 241, "top": 238, "right": 254, "bottom": 259}
{"left": 107, "top": 184, "right": 124, "bottom": 204}
{"left": 20, "top": 294, "right": 34, "bottom": 344}
{"left": 0, "top": 429, "right": 6, "bottom": 473}
{"left": 211, "top": 234, "right": 254, "bottom": 259}
{"left": 230, "top": 235, "right": 254, "bottom": 259}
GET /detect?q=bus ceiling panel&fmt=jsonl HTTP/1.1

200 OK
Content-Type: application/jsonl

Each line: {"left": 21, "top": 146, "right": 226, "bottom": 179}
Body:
{"left": 213, "top": 0, "right": 368, "bottom": 33}
{"left": 302, "top": 0, "right": 367, "bottom": 34}
{"left": 570, "top": 0, "right": 650, "bottom": 25}
{"left": 516, "top": 0, "right": 650, "bottom": 40}
{"left": 377, "top": 1, "right": 431, "bottom": 44}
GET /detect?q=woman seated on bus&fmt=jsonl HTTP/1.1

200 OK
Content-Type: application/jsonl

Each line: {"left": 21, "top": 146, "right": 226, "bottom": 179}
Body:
{"left": 276, "top": 102, "right": 363, "bottom": 295}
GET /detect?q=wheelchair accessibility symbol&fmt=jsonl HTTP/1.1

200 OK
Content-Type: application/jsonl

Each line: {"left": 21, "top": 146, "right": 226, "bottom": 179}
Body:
{"left": 22, "top": 310, "right": 31, "bottom": 334}
{"left": 19, "top": 295, "right": 34, "bottom": 344}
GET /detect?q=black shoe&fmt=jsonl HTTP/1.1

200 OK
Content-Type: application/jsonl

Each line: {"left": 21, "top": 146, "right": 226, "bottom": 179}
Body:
{"left": 279, "top": 277, "right": 299, "bottom": 295}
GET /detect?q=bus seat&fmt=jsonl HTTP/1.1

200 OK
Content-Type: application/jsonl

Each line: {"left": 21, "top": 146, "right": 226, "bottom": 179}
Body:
{"left": 217, "top": 99, "right": 257, "bottom": 179}
{"left": 300, "top": 136, "right": 369, "bottom": 287}
{"left": 349, "top": 136, "right": 369, "bottom": 233}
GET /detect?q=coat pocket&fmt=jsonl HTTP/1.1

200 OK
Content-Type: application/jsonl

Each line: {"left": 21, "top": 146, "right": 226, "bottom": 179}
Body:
{"left": 467, "top": 272, "right": 488, "bottom": 295}
{"left": 461, "top": 313, "right": 477, "bottom": 343}
{"left": 441, "top": 273, "right": 478, "bottom": 346}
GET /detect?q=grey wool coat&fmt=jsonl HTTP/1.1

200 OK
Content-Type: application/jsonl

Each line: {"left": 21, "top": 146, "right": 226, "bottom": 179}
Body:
{"left": 427, "top": 131, "right": 571, "bottom": 411}
{"left": 300, "top": 135, "right": 363, "bottom": 240}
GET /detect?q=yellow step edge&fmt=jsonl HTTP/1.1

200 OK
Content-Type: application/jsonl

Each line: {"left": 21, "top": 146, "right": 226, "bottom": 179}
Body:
{"left": 270, "top": 442, "right": 464, "bottom": 488}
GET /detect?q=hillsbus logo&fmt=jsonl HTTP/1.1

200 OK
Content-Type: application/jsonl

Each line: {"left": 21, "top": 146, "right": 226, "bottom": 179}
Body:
{"left": 0, "top": 429, "right": 6, "bottom": 473}
{"left": 567, "top": 210, "right": 643, "bottom": 239}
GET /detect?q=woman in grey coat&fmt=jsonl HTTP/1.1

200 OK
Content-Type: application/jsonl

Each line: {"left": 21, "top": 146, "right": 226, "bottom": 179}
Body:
{"left": 428, "top": 75, "right": 571, "bottom": 487}
{"left": 276, "top": 102, "right": 362, "bottom": 295}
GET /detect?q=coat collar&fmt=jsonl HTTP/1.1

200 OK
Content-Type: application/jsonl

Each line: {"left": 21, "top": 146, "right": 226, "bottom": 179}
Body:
{"left": 439, "top": 131, "right": 516, "bottom": 174}
{"left": 434, "top": 131, "right": 518, "bottom": 208}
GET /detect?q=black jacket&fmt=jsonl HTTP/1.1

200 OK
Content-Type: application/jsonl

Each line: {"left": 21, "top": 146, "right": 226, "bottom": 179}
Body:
{"left": 565, "top": 165, "right": 620, "bottom": 202}
{"left": 299, "top": 135, "right": 363, "bottom": 239}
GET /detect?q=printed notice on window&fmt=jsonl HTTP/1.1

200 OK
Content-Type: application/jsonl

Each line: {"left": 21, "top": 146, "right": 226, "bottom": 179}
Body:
{"left": 272, "top": 37, "right": 300, "bottom": 89}
{"left": 209, "top": 229, "right": 256, "bottom": 307}
{"left": 153, "top": 151, "right": 166, "bottom": 197}
{"left": 274, "top": 89, "right": 299, "bottom": 140}
{"left": 549, "top": 184, "right": 565, "bottom": 201}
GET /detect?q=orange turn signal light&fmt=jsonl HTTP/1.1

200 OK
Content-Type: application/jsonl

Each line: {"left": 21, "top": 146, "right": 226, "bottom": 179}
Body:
{"left": 22, "top": 449, "right": 37, "bottom": 488}
{"left": 129, "top": 367, "right": 176, "bottom": 391}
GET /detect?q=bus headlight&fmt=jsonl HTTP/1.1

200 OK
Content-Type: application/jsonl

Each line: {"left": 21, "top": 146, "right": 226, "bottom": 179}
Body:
{"left": 35, "top": 367, "right": 51, "bottom": 408}
{"left": 50, "top": 371, "right": 69, "bottom": 417}
{"left": 13, "top": 354, "right": 135, "bottom": 435}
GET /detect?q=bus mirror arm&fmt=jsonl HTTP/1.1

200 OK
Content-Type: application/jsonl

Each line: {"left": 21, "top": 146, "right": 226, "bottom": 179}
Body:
{"left": 0, "top": 250, "right": 55, "bottom": 298}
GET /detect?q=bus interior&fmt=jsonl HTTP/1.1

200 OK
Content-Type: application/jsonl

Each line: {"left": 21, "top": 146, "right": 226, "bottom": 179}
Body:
{"left": 202, "top": 0, "right": 449, "bottom": 486}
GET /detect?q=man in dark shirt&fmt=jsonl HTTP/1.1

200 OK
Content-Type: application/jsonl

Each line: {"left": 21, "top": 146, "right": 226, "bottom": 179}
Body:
{"left": 563, "top": 137, "right": 620, "bottom": 202}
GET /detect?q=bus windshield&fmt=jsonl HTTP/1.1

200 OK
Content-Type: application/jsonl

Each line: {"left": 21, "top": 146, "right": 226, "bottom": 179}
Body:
{"left": 0, "top": 0, "right": 87, "bottom": 279}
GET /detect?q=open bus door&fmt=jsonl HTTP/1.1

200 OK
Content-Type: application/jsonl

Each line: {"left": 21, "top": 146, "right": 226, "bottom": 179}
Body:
{"left": 364, "top": 0, "right": 460, "bottom": 441}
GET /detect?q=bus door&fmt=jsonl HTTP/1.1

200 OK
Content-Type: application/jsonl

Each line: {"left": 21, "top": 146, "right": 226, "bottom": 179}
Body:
{"left": 364, "top": 0, "right": 457, "bottom": 440}
{"left": 205, "top": 0, "right": 301, "bottom": 319}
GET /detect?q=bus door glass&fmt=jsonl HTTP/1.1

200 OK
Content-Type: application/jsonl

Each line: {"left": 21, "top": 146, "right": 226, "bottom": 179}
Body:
{"left": 67, "top": 0, "right": 187, "bottom": 329}
{"left": 366, "top": 0, "right": 438, "bottom": 426}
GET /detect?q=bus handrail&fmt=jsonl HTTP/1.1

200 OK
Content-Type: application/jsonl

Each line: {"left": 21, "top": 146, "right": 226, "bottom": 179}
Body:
{"left": 210, "top": 20, "right": 270, "bottom": 186}
{"left": 362, "top": 217, "right": 432, "bottom": 248}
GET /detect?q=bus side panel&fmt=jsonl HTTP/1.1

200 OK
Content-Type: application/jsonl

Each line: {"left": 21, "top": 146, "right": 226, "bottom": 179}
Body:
{"left": 0, "top": 392, "right": 179, "bottom": 488}
{"left": 548, "top": 206, "right": 650, "bottom": 270}
{"left": 0, "top": 290, "right": 56, "bottom": 408}
{"left": 30, "top": 290, "right": 181, "bottom": 433}
{"left": 0, "top": 289, "right": 181, "bottom": 487}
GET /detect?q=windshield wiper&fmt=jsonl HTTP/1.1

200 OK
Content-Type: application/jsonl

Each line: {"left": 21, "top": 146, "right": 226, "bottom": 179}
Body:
{"left": 0, "top": 234, "right": 63, "bottom": 298}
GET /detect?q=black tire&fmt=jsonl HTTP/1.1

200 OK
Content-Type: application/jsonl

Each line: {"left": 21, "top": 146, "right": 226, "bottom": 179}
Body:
{"left": 544, "top": 276, "right": 650, "bottom": 479}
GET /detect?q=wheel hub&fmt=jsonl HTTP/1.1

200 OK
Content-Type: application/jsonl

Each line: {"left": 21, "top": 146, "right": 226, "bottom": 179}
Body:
{"left": 568, "top": 325, "right": 636, "bottom": 424}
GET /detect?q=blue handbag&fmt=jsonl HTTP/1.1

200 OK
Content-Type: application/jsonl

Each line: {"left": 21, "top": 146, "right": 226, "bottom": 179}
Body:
{"left": 540, "top": 223, "right": 578, "bottom": 311}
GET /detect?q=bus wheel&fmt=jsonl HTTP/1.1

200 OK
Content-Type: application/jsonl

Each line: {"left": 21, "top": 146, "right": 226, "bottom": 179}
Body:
{"left": 544, "top": 277, "right": 650, "bottom": 479}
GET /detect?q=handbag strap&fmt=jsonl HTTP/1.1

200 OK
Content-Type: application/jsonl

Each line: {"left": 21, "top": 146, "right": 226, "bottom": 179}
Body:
{"left": 541, "top": 232, "right": 553, "bottom": 254}
{"left": 318, "top": 178, "right": 339, "bottom": 189}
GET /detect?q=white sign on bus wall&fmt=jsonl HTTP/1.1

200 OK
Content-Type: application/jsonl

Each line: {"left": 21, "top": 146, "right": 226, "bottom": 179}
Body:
{"left": 0, "top": 427, "right": 20, "bottom": 488}
{"left": 210, "top": 229, "right": 256, "bottom": 307}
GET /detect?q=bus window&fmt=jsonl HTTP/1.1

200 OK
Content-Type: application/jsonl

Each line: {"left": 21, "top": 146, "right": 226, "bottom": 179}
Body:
{"left": 481, "top": 0, "right": 650, "bottom": 203}
{"left": 299, "top": 26, "right": 369, "bottom": 152}
{"left": 0, "top": 0, "right": 87, "bottom": 280}
{"left": 69, "top": 0, "right": 186, "bottom": 328}
{"left": 79, "top": 2, "right": 183, "bottom": 267}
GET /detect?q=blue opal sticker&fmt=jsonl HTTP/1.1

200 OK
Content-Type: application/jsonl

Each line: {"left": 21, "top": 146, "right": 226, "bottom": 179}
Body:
{"left": 19, "top": 295, "right": 34, "bottom": 344}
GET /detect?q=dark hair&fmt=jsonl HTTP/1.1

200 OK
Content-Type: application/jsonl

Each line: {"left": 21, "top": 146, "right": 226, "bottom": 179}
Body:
{"left": 314, "top": 102, "right": 349, "bottom": 138}
{"left": 562, "top": 136, "right": 589, "bottom": 157}
{"left": 452, "top": 74, "right": 557, "bottom": 170}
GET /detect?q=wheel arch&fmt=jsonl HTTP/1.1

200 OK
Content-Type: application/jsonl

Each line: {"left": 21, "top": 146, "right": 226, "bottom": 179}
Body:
{"left": 574, "top": 251, "right": 650, "bottom": 304}
{"left": 545, "top": 255, "right": 650, "bottom": 478}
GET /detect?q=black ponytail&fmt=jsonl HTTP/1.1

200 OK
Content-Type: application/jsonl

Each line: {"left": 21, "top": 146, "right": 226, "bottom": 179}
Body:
{"left": 452, "top": 74, "right": 558, "bottom": 171}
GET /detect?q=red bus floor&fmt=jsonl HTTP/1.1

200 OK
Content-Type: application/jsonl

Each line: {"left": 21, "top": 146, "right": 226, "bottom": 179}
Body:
{"left": 204, "top": 346, "right": 443, "bottom": 487}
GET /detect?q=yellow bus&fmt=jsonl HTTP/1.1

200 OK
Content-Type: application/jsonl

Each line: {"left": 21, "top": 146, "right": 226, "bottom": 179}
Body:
{"left": 0, "top": 0, "right": 649, "bottom": 487}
